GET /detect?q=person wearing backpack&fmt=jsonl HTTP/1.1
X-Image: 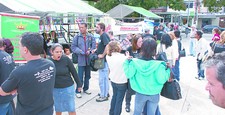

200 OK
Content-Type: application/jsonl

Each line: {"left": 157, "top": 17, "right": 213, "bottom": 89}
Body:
{"left": 71, "top": 23, "right": 96, "bottom": 98}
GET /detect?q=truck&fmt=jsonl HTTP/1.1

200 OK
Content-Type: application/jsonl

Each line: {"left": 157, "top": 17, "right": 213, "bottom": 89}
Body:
{"left": 0, "top": 12, "right": 40, "bottom": 63}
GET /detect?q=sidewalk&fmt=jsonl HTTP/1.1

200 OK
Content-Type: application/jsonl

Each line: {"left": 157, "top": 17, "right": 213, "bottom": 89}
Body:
{"left": 60, "top": 56, "right": 224, "bottom": 115}
{"left": 60, "top": 33, "right": 225, "bottom": 115}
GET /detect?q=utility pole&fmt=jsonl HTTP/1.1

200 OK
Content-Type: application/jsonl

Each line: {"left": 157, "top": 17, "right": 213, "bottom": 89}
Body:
{"left": 194, "top": 0, "right": 199, "bottom": 26}
{"left": 187, "top": 0, "right": 190, "bottom": 26}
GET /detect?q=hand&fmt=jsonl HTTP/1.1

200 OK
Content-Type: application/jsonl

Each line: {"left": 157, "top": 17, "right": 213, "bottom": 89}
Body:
{"left": 80, "top": 50, "right": 85, "bottom": 55}
{"left": 86, "top": 51, "right": 90, "bottom": 55}
{"left": 127, "top": 56, "right": 133, "bottom": 60}
{"left": 77, "top": 87, "right": 82, "bottom": 92}
{"left": 10, "top": 89, "right": 17, "bottom": 95}
{"left": 92, "top": 49, "right": 97, "bottom": 54}
{"left": 98, "top": 54, "right": 104, "bottom": 59}
{"left": 166, "top": 62, "right": 171, "bottom": 69}
{"left": 125, "top": 51, "right": 130, "bottom": 56}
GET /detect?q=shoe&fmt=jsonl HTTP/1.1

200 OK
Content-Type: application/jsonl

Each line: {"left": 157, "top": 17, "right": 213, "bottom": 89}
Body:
{"left": 84, "top": 90, "right": 91, "bottom": 95}
{"left": 76, "top": 93, "right": 82, "bottom": 98}
{"left": 125, "top": 106, "right": 130, "bottom": 112}
{"left": 198, "top": 77, "right": 204, "bottom": 80}
{"left": 96, "top": 97, "right": 108, "bottom": 102}
{"left": 195, "top": 76, "right": 199, "bottom": 79}
{"left": 98, "top": 93, "right": 110, "bottom": 97}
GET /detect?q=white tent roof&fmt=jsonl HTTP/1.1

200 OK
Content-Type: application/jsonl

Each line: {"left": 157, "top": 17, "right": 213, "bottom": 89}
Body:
{"left": 0, "top": 0, "right": 105, "bottom": 15}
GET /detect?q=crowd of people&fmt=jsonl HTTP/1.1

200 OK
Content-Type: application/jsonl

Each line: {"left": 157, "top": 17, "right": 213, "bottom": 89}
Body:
{"left": 0, "top": 22, "right": 225, "bottom": 115}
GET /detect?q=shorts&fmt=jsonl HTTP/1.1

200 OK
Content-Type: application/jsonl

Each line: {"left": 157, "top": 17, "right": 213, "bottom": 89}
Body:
{"left": 53, "top": 85, "right": 75, "bottom": 112}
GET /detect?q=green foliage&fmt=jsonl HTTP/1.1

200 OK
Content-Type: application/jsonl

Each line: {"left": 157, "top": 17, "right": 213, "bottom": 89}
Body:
{"left": 202, "top": 0, "right": 225, "bottom": 12}
{"left": 90, "top": 0, "right": 186, "bottom": 13}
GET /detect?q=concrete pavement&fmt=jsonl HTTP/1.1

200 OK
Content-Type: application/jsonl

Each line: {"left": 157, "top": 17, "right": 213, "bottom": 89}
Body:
{"left": 59, "top": 33, "right": 225, "bottom": 115}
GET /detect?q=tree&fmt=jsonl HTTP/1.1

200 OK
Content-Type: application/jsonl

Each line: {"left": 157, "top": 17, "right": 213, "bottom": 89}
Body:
{"left": 202, "top": 0, "right": 225, "bottom": 12}
{"left": 89, "top": 0, "right": 186, "bottom": 13}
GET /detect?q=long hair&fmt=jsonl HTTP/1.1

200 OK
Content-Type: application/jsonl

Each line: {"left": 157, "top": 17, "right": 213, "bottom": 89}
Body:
{"left": 107, "top": 41, "right": 121, "bottom": 56}
{"left": 140, "top": 38, "right": 157, "bottom": 59}
{"left": 219, "top": 31, "right": 225, "bottom": 44}
{"left": 161, "top": 34, "right": 172, "bottom": 49}
{"left": 132, "top": 34, "right": 142, "bottom": 51}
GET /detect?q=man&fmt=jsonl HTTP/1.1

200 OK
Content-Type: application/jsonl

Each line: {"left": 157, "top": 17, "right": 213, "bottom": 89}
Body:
{"left": 107, "top": 31, "right": 117, "bottom": 41}
{"left": 143, "top": 29, "right": 155, "bottom": 40}
{"left": 0, "top": 32, "right": 56, "bottom": 115}
{"left": 156, "top": 24, "right": 165, "bottom": 41}
{"left": 0, "top": 39, "right": 15, "bottom": 115}
{"left": 95, "top": 22, "right": 110, "bottom": 102}
{"left": 195, "top": 31, "right": 209, "bottom": 80}
{"left": 71, "top": 23, "right": 96, "bottom": 98}
{"left": 172, "top": 30, "right": 181, "bottom": 81}
{"left": 189, "top": 25, "right": 197, "bottom": 56}
{"left": 205, "top": 52, "right": 225, "bottom": 109}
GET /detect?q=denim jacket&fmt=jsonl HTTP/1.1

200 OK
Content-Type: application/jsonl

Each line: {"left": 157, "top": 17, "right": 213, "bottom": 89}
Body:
{"left": 71, "top": 33, "right": 96, "bottom": 66}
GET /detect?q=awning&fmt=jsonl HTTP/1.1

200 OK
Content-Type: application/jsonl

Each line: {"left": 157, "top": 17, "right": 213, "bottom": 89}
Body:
{"left": 0, "top": 0, "right": 105, "bottom": 16}
{"left": 106, "top": 4, "right": 162, "bottom": 19}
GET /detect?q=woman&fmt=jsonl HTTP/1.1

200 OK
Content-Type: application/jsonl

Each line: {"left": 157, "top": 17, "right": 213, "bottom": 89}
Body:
{"left": 124, "top": 34, "right": 143, "bottom": 112}
{"left": 209, "top": 31, "right": 225, "bottom": 54}
{"left": 157, "top": 33, "right": 176, "bottom": 67}
{"left": 106, "top": 41, "right": 128, "bottom": 115}
{"left": 3, "top": 39, "right": 14, "bottom": 57}
{"left": 48, "top": 43, "right": 82, "bottom": 115}
{"left": 123, "top": 38, "right": 170, "bottom": 115}
{"left": 211, "top": 28, "right": 221, "bottom": 42}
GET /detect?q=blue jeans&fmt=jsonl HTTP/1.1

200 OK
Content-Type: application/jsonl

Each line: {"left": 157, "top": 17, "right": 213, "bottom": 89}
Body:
{"left": 189, "top": 38, "right": 196, "bottom": 56}
{"left": 197, "top": 59, "right": 204, "bottom": 78}
{"left": 134, "top": 93, "right": 159, "bottom": 115}
{"left": 143, "top": 104, "right": 161, "bottom": 115}
{"left": 109, "top": 82, "right": 127, "bottom": 115}
{"left": 76, "top": 65, "right": 91, "bottom": 93}
{"left": 0, "top": 101, "right": 15, "bottom": 115}
{"left": 125, "top": 80, "right": 135, "bottom": 108}
{"left": 98, "top": 62, "right": 109, "bottom": 97}
{"left": 172, "top": 59, "right": 180, "bottom": 81}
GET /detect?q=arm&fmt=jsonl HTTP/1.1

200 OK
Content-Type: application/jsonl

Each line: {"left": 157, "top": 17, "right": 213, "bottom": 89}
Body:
{"left": 67, "top": 57, "right": 82, "bottom": 88}
{"left": 90, "top": 35, "right": 96, "bottom": 51}
{"left": 199, "top": 40, "right": 209, "bottom": 60}
{"left": 156, "top": 62, "right": 171, "bottom": 84}
{"left": 71, "top": 35, "right": 85, "bottom": 55}
{"left": 98, "top": 44, "right": 109, "bottom": 58}
{"left": 123, "top": 59, "right": 136, "bottom": 79}
{"left": 0, "top": 87, "right": 17, "bottom": 96}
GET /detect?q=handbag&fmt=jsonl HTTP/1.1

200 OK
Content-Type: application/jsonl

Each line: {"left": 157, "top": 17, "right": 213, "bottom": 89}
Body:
{"left": 94, "top": 58, "right": 105, "bottom": 69}
{"left": 179, "top": 48, "right": 186, "bottom": 57}
{"left": 161, "top": 72, "right": 182, "bottom": 100}
{"left": 72, "top": 53, "right": 78, "bottom": 64}
{"left": 156, "top": 44, "right": 168, "bottom": 62}
{"left": 178, "top": 40, "right": 186, "bottom": 57}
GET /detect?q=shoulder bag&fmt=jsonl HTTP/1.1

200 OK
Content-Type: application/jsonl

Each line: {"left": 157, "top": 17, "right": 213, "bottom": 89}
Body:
{"left": 161, "top": 71, "right": 182, "bottom": 100}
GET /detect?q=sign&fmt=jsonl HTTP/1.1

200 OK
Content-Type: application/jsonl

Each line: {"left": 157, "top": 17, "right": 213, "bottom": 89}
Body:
{"left": 120, "top": 27, "right": 139, "bottom": 31}
{"left": 0, "top": 13, "right": 39, "bottom": 62}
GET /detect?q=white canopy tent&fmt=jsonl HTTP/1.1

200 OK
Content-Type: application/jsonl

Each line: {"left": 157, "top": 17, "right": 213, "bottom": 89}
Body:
{"left": 0, "top": 0, "right": 105, "bottom": 16}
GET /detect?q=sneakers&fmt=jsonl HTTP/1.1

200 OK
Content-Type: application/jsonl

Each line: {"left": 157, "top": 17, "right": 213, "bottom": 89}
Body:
{"left": 84, "top": 90, "right": 91, "bottom": 95}
{"left": 98, "top": 93, "right": 110, "bottom": 97}
{"left": 125, "top": 106, "right": 130, "bottom": 112}
{"left": 96, "top": 97, "right": 108, "bottom": 102}
{"left": 76, "top": 93, "right": 82, "bottom": 98}
{"left": 198, "top": 77, "right": 204, "bottom": 80}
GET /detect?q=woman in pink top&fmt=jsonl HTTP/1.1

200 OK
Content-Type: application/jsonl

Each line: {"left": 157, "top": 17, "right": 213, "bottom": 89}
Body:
{"left": 212, "top": 28, "right": 221, "bottom": 42}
